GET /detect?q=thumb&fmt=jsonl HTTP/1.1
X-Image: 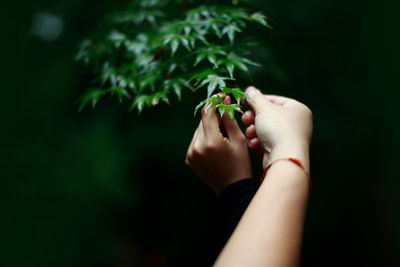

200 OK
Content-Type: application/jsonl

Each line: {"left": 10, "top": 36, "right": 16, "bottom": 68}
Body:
{"left": 221, "top": 96, "right": 244, "bottom": 141}
{"left": 245, "top": 86, "right": 272, "bottom": 114}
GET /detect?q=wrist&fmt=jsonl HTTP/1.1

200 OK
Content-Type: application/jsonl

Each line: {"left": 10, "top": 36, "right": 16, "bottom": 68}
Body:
{"left": 266, "top": 141, "right": 310, "bottom": 172}
{"left": 224, "top": 169, "right": 253, "bottom": 191}
{"left": 214, "top": 176, "right": 252, "bottom": 195}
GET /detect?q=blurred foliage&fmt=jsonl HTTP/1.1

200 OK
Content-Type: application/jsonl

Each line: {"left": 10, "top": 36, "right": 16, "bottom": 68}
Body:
{"left": 2, "top": 0, "right": 400, "bottom": 267}
{"left": 76, "top": 0, "right": 270, "bottom": 117}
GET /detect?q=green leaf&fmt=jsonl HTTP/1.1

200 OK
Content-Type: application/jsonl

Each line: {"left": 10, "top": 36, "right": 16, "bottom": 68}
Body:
{"left": 188, "top": 69, "right": 218, "bottom": 86}
{"left": 139, "top": 72, "right": 160, "bottom": 92}
{"left": 171, "top": 39, "right": 179, "bottom": 55}
{"left": 207, "top": 54, "right": 218, "bottom": 68}
{"left": 75, "top": 39, "right": 92, "bottom": 64}
{"left": 249, "top": 12, "right": 271, "bottom": 29}
{"left": 200, "top": 75, "right": 230, "bottom": 97}
{"left": 227, "top": 107, "right": 235, "bottom": 119}
{"left": 227, "top": 53, "right": 249, "bottom": 73}
{"left": 222, "top": 87, "right": 248, "bottom": 103}
{"left": 194, "top": 98, "right": 208, "bottom": 116}
{"left": 194, "top": 94, "right": 225, "bottom": 116}
{"left": 180, "top": 37, "right": 191, "bottom": 51}
{"left": 195, "top": 46, "right": 227, "bottom": 68}
{"left": 149, "top": 90, "right": 169, "bottom": 106}
{"left": 194, "top": 54, "right": 206, "bottom": 67}
{"left": 207, "top": 98, "right": 218, "bottom": 112}
{"left": 216, "top": 95, "right": 223, "bottom": 104}
{"left": 219, "top": 53, "right": 261, "bottom": 77}
{"left": 184, "top": 25, "right": 191, "bottom": 35}
{"left": 222, "top": 24, "right": 242, "bottom": 43}
{"left": 108, "top": 86, "right": 131, "bottom": 103}
{"left": 163, "top": 78, "right": 188, "bottom": 100}
{"left": 163, "top": 33, "right": 194, "bottom": 56}
{"left": 168, "top": 63, "right": 178, "bottom": 75}
{"left": 218, "top": 105, "right": 226, "bottom": 117}
{"left": 108, "top": 30, "right": 126, "bottom": 48}
{"left": 100, "top": 65, "right": 116, "bottom": 86}
{"left": 173, "top": 85, "right": 182, "bottom": 100}
{"left": 211, "top": 22, "right": 222, "bottom": 38}
{"left": 216, "top": 103, "right": 243, "bottom": 118}
{"left": 130, "top": 95, "right": 148, "bottom": 113}
{"left": 227, "top": 64, "right": 235, "bottom": 78}
{"left": 125, "top": 34, "right": 149, "bottom": 56}
{"left": 191, "top": 32, "right": 209, "bottom": 46}
{"left": 130, "top": 89, "right": 170, "bottom": 113}
{"left": 241, "top": 56, "right": 262, "bottom": 67}
{"left": 78, "top": 89, "right": 107, "bottom": 112}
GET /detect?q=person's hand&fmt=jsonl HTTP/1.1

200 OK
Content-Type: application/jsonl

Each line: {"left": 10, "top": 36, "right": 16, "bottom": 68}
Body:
{"left": 242, "top": 87, "right": 313, "bottom": 170}
{"left": 186, "top": 96, "right": 252, "bottom": 194}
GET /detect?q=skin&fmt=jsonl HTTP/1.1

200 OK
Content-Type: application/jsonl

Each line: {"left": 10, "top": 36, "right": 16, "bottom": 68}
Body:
{"left": 214, "top": 87, "right": 313, "bottom": 267}
{"left": 185, "top": 95, "right": 252, "bottom": 194}
{"left": 242, "top": 87, "right": 313, "bottom": 171}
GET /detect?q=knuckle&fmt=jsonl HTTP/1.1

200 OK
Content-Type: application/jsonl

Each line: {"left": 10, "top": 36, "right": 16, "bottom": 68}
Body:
{"left": 238, "top": 135, "right": 247, "bottom": 146}
{"left": 204, "top": 140, "right": 217, "bottom": 153}
{"left": 186, "top": 151, "right": 192, "bottom": 160}
{"left": 204, "top": 145, "right": 214, "bottom": 154}
{"left": 201, "top": 106, "right": 206, "bottom": 116}
{"left": 201, "top": 104, "right": 209, "bottom": 116}
{"left": 303, "top": 105, "right": 313, "bottom": 118}
{"left": 185, "top": 152, "right": 192, "bottom": 165}
{"left": 192, "top": 143, "right": 203, "bottom": 156}
{"left": 298, "top": 103, "right": 313, "bottom": 118}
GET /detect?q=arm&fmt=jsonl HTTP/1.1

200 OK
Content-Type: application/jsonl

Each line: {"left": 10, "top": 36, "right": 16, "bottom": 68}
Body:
{"left": 215, "top": 87, "right": 313, "bottom": 267}
{"left": 185, "top": 95, "right": 257, "bottom": 253}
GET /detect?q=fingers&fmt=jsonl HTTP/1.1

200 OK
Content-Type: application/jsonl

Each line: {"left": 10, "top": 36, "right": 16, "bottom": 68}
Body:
{"left": 195, "top": 121, "right": 204, "bottom": 144}
{"left": 201, "top": 101, "right": 220, "bottom": 139}
{"left": 242, "top": 110, "right": 255, "bottom": 126}
{"left": 246, "top": 124, "right": 264, "bottom": 157}
{"left": 245, "top": 124, "right": 257, "bottom": 139}
{"left": 264, "top": 94, "right": 294, "bottom": 106}
{"left": 245, "top": 86, "right": 299, "bottom": 111}
{"left": 222, "top": 114, "right": 243, "bottom": 141}
{"left": 248, "top": 138, "right": 265, "bottom": 157}
{"left": 221, "top": 96, "right": 245, "bottom": 142}
{"left": 186, "top": 121, "right": 204, "bottom": 165}
{"left": 245, "top": 86, "right": 273, "bottom": 114}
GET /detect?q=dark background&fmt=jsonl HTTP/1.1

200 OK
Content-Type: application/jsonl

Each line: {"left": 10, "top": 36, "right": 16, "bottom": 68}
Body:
{"left": 1, "top": 0, "right": 400, "bottom": 266}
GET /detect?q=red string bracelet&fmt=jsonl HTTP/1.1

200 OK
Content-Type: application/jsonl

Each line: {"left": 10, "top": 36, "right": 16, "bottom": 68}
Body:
{"left": 260, "top": 158, "right": 312, "bottom": 191}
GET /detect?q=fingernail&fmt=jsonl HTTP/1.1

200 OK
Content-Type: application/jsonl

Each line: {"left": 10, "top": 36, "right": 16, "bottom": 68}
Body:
{"left": 247, "top": 87, "right": 258, "bottom": 96}
{"left": 245, "top": 110, "right": 252, "bottom": 116}
{"left": 223, "top": 95, "right": 231, "bottom": 105}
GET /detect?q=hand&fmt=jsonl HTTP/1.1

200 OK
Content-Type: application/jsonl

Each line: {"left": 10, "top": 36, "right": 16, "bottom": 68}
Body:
{"left": 242, "top": 87, "right": 313, "bottom": 170}
{"left": 186, "top": 96, "right": 252, "bottom": 194}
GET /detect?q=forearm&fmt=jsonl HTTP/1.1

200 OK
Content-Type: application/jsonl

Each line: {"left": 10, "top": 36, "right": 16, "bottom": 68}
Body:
{"left": 215, "top": 147, "right": 310, "bottom": 267}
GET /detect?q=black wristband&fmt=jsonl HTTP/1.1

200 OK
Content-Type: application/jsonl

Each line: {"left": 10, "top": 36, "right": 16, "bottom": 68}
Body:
{"left": 218, "top": 178, "right": 259, "bottom": 241}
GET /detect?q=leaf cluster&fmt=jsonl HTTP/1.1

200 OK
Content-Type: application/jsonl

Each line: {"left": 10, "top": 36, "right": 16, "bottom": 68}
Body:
{"left": 76, "top": 0, "right": 270, "bottom": 115}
